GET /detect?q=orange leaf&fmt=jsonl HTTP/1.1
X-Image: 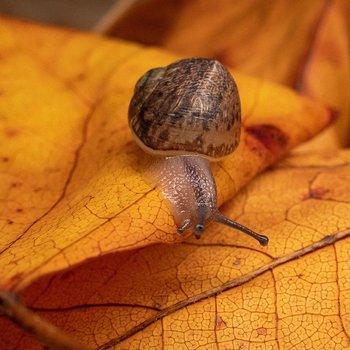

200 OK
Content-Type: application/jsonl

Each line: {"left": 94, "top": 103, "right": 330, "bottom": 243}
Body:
{"left": 105, "top": 0, "right": 328, "bottom": 85}
{"left": 0, "top": 18, "right": 333, "bottom": 294}
{"left": 1, "top": 149, "right": 350, "bottom": 349}
{"left": 296, "top": 0, "right": 350, "bottom": 151}
{"left": 0, "top": 17, "right": 332, "bottom": 294}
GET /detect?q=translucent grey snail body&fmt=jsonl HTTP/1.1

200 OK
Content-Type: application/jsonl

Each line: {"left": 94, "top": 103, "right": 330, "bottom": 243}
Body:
{"left": 128, "top": 58, "right": 268, "bottom": 246}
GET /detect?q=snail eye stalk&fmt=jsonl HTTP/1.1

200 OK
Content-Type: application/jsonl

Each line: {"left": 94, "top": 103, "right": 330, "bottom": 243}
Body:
{"left": 177, "top": 219, "right": 191, "bottom": 234}
{"left": 214, "top": 212, "right": 269, "bottom": 246}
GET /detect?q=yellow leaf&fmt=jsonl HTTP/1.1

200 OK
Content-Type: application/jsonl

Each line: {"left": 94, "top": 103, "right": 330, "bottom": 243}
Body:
{"left": 1, "top": 149, "right": 350, "bottom": 349}
{"left": 0, "top": 17, "right": 332, "bottom": 293}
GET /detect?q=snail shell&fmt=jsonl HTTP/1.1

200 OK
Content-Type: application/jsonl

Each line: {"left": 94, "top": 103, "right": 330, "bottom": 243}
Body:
{"left": 128, "top": 57, "right": 241, "bottom": 160}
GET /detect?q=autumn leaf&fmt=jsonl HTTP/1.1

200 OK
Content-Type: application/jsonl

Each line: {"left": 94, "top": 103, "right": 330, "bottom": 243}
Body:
{"left": 0, "top": 0, "right": 348, "bottom": 348}
{"left": 1, "top": 149, "right": 350, "bottom": 349}
{"left": 105, "top": 0, "right": 331, "bottom": 84}
{"left": 0, "top": 17, "right": 332, "bottom": 295}
{"left": 297, "top": 0, "right": 350, "bottom": 152}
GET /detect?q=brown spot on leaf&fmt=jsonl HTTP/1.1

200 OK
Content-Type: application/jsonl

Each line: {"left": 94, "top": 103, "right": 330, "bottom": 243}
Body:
{"left": 303, "top": 186, "right": 330, "bottom": 200}
{"left": 256, "top": 327, "right": 267, "bottom": 336}
{"left": 215, "top": 315, "right": 227, "bottom": 330}
{"left": 4, "top": 128, "right": 20, "bottom": 138}
{"left": 245, "top": 124, "right": 288, "bottom": 152}
{"left": 233, "top": 258, "right": 241, "bottom": 266}
{"left": 11, "top": 182, "right": 21, "bottom": 188}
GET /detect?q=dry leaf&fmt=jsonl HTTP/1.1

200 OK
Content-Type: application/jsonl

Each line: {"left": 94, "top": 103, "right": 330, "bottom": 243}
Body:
{"left": 107, "top": 0, "right": 326, "bottom": 84}
{"left": 1, "top": 149, "right": 350, "bottom": 349}
{"left": 0, "top": 18, "right": 332, "bottom": 294}
{"left": 296, "top": 0, "right": 350, "bottom": 151}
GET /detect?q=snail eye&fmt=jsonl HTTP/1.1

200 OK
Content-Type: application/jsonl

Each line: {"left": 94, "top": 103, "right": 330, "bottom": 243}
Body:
{"left": 194, "top": 224, "right": 205, "bottom": 238}
{"left": 196, "top": 224, "right": 204, "bottom": 231}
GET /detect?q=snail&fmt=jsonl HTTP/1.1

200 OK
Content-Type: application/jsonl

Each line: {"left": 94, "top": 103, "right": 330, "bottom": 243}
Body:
{"left": 128, "top": 57, "right": 268, "bottom": 246}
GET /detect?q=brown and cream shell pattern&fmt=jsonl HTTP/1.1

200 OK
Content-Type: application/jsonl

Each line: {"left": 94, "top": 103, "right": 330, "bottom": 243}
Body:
{"left": 128, "top": 57, "right": 241, "bottom": 160}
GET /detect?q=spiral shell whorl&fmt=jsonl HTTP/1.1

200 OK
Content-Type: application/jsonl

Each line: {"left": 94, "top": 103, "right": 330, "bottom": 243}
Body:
{"left": 128, "top": 58, "right": 241, "bottom": 160}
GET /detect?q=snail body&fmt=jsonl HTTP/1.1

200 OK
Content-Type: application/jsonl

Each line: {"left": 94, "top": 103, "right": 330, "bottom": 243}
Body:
{"left": 129, "top": 58, "right": 268, "bottom": 245}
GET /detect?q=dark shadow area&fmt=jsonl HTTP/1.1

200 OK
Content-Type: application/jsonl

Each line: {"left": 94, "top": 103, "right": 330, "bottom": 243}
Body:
{"left": 0, "top": 0, "right": 116, "bottom": 30}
